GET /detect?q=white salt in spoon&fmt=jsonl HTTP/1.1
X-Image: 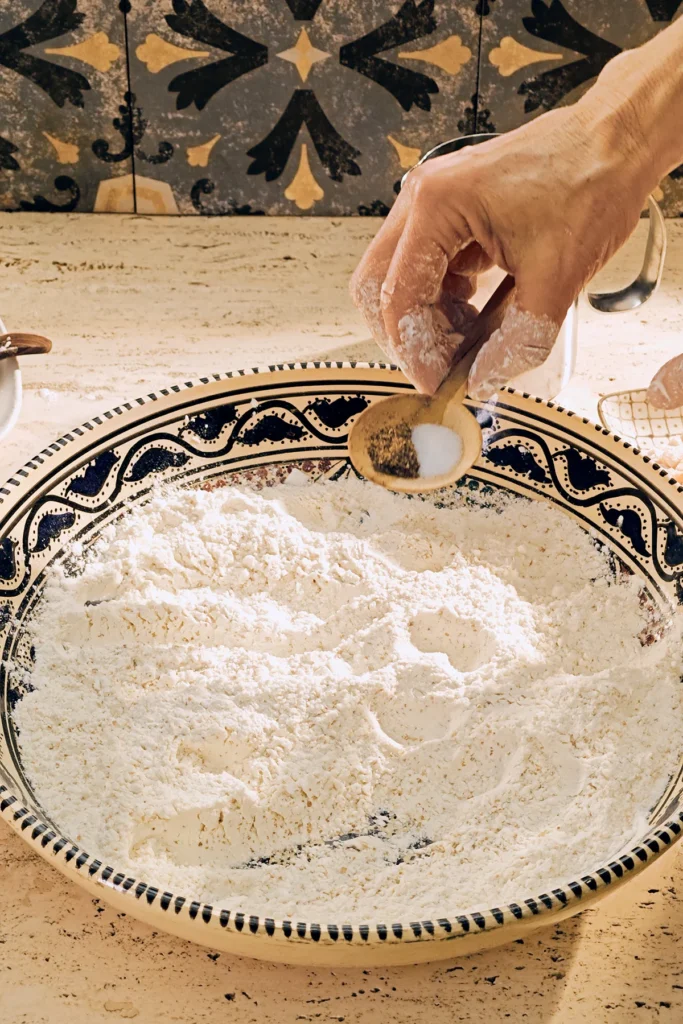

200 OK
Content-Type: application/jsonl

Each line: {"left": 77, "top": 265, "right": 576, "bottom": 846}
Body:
{"left": 349, "top": 275, "right": 514, "bottom": 493}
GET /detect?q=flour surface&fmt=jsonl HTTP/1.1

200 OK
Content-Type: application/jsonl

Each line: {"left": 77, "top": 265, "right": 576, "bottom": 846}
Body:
{"left": 13, "top": 475, "right": 683, "bottom": 920}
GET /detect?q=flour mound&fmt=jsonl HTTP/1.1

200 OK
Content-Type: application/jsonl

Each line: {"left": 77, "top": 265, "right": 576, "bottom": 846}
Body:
{"left": 13, "top": 476, "right": 682, "bottom": 921}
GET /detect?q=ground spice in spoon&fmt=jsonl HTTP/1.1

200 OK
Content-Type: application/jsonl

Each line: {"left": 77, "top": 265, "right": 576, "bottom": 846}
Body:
{"left": 367, "top": 422, "right": 419, "bottom": 478}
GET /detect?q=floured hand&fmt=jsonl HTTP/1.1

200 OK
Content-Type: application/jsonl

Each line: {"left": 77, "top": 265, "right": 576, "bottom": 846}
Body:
{"left": 351, "top": 10, "right": 683, "bottom": 404}
{"left": 350, "top": 96, "right": 651, "bottom": 399}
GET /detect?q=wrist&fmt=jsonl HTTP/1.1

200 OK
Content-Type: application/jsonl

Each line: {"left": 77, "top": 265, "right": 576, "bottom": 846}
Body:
{"left": 577, "top": 54, "right": 662, "bottom": 196}
{"left": 581, "top": 23, "right": 683, "bottom": 190}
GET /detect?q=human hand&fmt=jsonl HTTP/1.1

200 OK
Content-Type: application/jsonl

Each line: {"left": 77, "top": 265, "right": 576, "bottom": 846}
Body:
{"left": 350, "top": 97, "right": 653, "bottom": 399}
{"left": 647, "top": 355, "right": 683, "bottom": 410}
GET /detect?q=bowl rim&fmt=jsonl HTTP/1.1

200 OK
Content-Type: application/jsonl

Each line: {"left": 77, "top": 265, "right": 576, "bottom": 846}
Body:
{"left": 1, "top": 359, "right": 683, "bottom": 954}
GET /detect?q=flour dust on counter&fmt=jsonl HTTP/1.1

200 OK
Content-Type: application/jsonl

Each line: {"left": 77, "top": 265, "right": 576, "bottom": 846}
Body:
{"left": 12, "top": 475, "right": 683, "bottom": 922}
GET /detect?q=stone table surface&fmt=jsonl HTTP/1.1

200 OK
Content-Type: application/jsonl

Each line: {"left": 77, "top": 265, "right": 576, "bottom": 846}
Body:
{"left": 1, "top": 213, "right": 682, "bottom": 1024}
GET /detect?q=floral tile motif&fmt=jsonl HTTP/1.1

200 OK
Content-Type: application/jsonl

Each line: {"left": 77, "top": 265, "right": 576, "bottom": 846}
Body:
{"left": 0, "top": 0, "right": 133, "bottom": 212}
{"left": 478, "top": 0, "right": 683, "bottom": 215}
{"left": 125, "top": 0, "right": 480, "bottom": 214}
{"left": 3, "top": 1, "right": 683, "bottom": 216}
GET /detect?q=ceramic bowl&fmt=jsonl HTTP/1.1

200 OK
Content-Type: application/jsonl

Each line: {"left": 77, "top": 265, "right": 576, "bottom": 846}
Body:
{"left": 599, "top": 389, "right": 683, "bottom": 446}
{"left": 598, "top": 390, "right": 683, "bottom": 482}
{"left": 1, "top": 364, "right": 682, "bottom": 967}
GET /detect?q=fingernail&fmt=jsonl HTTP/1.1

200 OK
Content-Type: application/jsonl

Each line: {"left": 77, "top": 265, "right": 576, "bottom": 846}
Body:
{"left": 647, "top": 376, "right": 679, "bottom": 410}
{"left": 439, "top": 296, "right": 478, "bottom": 334}
{"left": 468, "top": 324, "right": 504, "bottom": 400}
{"left": 397, "top": 307, "right": 455, "bottom": 394}
{"left": 469, "top": 374, "right": 503, "bottom": 402}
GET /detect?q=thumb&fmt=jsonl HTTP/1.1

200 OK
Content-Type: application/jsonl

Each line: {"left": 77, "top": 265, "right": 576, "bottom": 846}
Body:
{"left": 468, "top": 269, "right": 575, "bottom": 401}
{"left": 647, "top": 354, "right": 683, "bottom": 409}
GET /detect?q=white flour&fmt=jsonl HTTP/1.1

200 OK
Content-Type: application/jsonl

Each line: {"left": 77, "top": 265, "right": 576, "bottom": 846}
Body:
{"left": 13, "top": 476, "right": 683, "bottom": 921}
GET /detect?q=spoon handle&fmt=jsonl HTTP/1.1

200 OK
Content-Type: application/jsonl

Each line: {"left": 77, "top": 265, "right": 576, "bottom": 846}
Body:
{"left": 433, "top": 274, "right": 515, "bottom": 412}
{"left": 0, "top": 333, "right": 53, "bottom": 361}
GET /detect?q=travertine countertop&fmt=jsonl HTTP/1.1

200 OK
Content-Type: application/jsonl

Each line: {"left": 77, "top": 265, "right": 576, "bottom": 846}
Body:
{"left": 1, "top": 214, "right": 682, "bottom": 1024}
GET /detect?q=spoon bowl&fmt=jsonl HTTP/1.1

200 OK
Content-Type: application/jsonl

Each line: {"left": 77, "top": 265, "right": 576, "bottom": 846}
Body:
{"left": 348, "top": 275, "right": 514, "bottom": 493}
{"left": 348, "top": 390, "right": 483, "bottom": 494}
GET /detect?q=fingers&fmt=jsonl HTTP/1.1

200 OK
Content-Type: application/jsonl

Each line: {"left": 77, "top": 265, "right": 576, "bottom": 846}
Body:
{"left": 436, "top": 244, "right": 492, "bottom": 344}
{"left": 468, "top": 304, "right": 559, "bottom": 400}
{"left": 350, "top": 172, "right": 487, "bottom": 394}
{"left": 468, "top": 269, "right": 573, "bottom": 401}
{"left": 437, "top": 272, "right": 478, "bottom": 349}
{"left": 380, "top": 210, "right": 472, "bottom": 394}
{"left": 647, "top": 355, "right": 683, "bottom": 409}
{"left": 449, "top": 241, "right": 494, "bottom": 278}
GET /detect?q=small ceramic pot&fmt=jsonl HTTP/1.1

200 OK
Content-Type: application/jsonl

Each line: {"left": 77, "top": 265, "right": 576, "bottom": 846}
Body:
{"left": 0, "top": 322, "right": 52, "bottom": 441}
{"left": 0, "top": 362, "right": 21, "bottom": 441}
{"left": 0, "top": 318, "right": 20, "bottom": 442}
{"left": 402, "top": 133, "right": 667, "bottom": 401}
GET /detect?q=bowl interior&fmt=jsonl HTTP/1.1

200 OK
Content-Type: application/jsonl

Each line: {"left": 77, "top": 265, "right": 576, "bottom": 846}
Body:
{"left": 1, "top": 364, "right": 683, "bottom": 926}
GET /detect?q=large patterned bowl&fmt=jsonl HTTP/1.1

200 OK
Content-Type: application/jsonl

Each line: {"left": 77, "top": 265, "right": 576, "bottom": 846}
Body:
{"left": 1, "top": 363, "right": 682, "bottom": 967}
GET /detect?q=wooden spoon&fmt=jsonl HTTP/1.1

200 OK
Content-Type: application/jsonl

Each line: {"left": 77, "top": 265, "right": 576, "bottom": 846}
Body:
{"left": 348, "top": 275, "right": 515, "bottom": 493}
{"left": 0, "top": 333, "right": 52, "bottom": 360}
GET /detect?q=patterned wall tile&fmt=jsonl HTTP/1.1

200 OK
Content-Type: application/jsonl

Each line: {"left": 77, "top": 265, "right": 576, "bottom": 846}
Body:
{"left": 124, "top": 0, "right": 481, "bottom": 215}
{"left": 5, "top": 2, "right": 681, "bottom": 218}
{"left": 0, "top": 0, "right": 134, "bottom": 212}
{"left": 478, "top": 0, "right": 683, "bottom": 215}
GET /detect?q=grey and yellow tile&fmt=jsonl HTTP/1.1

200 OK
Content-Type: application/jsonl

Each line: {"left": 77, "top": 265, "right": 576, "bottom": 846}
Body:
{"left": 125, "top": 0, "right": 481, "bottom": 215}
{"left": 0, "top": 0, "right": 133, "bottom": 212}
{"left": 477, "top": 0, "right": 683, "bottom": 215}
{"left": 5, "top": 2, "right": 681, "bottom": 218}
